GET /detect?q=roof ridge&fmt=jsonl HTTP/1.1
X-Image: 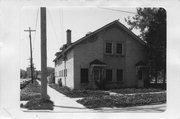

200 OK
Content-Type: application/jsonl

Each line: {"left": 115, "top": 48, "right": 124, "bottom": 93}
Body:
{"left": 53, "top": 20, "right": 146, "bottom": 62}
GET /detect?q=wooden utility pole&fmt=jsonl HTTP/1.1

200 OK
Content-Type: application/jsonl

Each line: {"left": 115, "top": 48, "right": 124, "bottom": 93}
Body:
{"left": 40, "top": 7, "right": 48, "bottom": 99}
{"left": 24, "top": 27, "right": 36, "bottom": 83}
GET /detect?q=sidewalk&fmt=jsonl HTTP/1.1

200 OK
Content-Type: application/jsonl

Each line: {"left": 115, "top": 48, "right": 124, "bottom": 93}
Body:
{"left": 47, "top": 84, "right": 93, "bottom": 112}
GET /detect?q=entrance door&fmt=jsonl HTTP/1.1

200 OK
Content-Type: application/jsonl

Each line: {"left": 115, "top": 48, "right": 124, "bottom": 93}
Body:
{"left": 137, "top": 70, "right": 144, "bottom": 87}
{"left": 93, "top": 68, "right": 105, "bottom": 89}
{"left": 94, "top": 68, "right": 102, "bottom": 82}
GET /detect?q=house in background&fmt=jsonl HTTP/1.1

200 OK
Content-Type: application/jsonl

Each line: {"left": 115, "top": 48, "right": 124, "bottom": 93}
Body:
{"left": 36, "top": 67, "right": 55, "bottom": 83}
{"left": 47, "top": 72, "right": 55, "bottom": 84}
{"left": 26, "top": 67, "right": 36, "bottom": 78}
{"left": 53, "top": 20, "right": 149, "bottom": 89}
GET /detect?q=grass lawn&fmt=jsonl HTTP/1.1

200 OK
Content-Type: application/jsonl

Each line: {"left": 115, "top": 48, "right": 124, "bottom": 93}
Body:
{"left": 49, "top": 84, "right": 166, "bottom": 109}
{"left": 20, "top": 80, "right": 54, "bottom": 110}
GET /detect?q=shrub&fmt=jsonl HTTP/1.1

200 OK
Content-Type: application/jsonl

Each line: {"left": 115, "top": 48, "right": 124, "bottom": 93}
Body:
{"left": 20, "top": 93, "right": 41, "bottom": 101}
{"left": 20, "top": 80, "right": 41, "bottom": 101}
{"left": 20, "top": 80, "right": 31, "bottom": 89}
{"left": 77, "top": 93, "right": 166, "bottom": 108}
{"left": 110, "top": 88, "right": 165, "bottom": 94}
{"left": 23, "top": 98, "right": 54, "bottom": 110}
{"left": 49, "top": 84, "right": 109, "bottom": 98}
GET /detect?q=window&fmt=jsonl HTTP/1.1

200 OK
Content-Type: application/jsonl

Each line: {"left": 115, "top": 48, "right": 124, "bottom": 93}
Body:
{"left": 105, "top": 42, "right": 113, "bottom": 54}
{"left": 62, "top": 70, "right": 64, "bottom": 77}
{"left": 81, "top": 68, "right": 88, "bottom": 83}
{"left": 138, "top": 70, "right": 143, "bottom": 80}
{"left": 117, "top": 69, "right": 123, "bottom": 81}
{"left": 55, "top": 61, "right": 57, "bottom": 67}
{"left": 106, "top": 69, "right": 112, "bottom": 81}
{"left": 64, "top": 69, "right": 67, "bottom": 77}
{"left": 59, "top": 71, "right": 61, "bottom": 77}
{"left": 116, "top": 43, "right": 123, "bottom": 54}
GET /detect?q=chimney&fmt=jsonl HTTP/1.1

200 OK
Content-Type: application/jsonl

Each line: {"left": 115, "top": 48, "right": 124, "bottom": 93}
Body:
{"left": 66, "top": 29, "right": 71, "bottom": 46}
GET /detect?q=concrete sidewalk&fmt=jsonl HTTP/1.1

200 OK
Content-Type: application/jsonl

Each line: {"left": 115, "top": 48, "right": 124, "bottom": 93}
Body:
{"left": 47, "top": 84, "right": 93, "bottom": 112}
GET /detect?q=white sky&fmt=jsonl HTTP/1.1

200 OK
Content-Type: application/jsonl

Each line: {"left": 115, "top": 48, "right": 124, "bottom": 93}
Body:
{"left": 20, "top": 7, "right": 138, "bottom": 70}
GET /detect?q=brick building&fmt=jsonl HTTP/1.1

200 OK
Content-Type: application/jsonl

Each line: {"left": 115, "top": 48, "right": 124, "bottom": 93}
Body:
{"left": 53, "top": 20, "right": 148, "bottom": 89}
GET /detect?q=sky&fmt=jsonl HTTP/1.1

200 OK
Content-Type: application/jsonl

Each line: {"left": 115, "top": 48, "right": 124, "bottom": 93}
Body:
{"left": 20, "top": 7, "right": 138, "bottom": 70}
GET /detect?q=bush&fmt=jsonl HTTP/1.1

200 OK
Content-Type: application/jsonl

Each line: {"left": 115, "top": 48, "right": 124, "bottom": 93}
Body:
{"left": 49, "top": 84, "right": 109, "bottom": 98}
{"left": 77, "top": 93, "right": 166, "bottom": 108}
{"left": 22, "top": 98, "right": 54, "bottom": 110}
{"left": 110, "top": 88, "right": 165, "bottom": 94}
{"left": 20, "top": 93, "right": 41, "bottom": 101}
{"left": 20, "top": 79, "right": 31, "bottom": 89}
{"left": 20, "top": 80, "right": 41, "bottom": 101}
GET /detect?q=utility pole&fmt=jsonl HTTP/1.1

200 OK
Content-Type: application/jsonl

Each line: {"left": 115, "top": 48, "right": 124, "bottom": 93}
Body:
{"left": 40, "top": 7, "right": 48, "bottom": 99}
{"left": 24, "top": 27, "right": 36, "bottom": 83}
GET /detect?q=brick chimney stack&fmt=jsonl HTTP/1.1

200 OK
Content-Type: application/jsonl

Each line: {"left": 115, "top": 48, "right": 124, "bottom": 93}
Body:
{"left": 66, "top": 29, "right": 71, "bottom": 46}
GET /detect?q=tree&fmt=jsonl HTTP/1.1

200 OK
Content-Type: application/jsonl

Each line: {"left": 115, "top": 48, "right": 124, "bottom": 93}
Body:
{"left": 20, "top": 69, "right": 27, "bottom": 79}
{"left": 125, "top": 8, "right": 166, "bottom": 84}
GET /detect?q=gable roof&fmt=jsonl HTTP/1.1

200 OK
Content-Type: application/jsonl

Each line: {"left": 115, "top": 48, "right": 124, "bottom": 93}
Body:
{"left": 90, "top": 59, "right": 107, "bottom": 66}
{"left": 135, "top": 61, "right": 147, "bottom": 66}
{"left": 54, "top": 20, "right": 146, "bottom": 62}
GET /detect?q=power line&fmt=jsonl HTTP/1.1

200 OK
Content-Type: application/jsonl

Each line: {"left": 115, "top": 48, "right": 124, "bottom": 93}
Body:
{"left": 47, "top": 9, "right": 59, "bottom": 43}
{"left": 59, "top": 8, "right": 64, "bottom": 44}
{"left": 33, "top": 8, "right": 39, "bottom": 52}
{"left": 98, "top": 7, "right": 137, "bottom": 14}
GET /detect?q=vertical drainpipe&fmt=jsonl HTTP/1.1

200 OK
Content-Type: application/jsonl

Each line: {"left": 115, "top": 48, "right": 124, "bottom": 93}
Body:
{"left": 64, "top": 55, "right": 66, "bottom": 86}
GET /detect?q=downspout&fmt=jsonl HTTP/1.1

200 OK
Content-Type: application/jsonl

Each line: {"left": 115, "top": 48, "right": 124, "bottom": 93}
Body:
{"left": 64, "top": 54, "right": 67, "bottom": 86}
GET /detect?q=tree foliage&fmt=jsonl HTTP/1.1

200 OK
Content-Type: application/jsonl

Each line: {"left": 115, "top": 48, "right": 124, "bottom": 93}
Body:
{"left": 125, "top": 8, "right": 166, "bottom": 82}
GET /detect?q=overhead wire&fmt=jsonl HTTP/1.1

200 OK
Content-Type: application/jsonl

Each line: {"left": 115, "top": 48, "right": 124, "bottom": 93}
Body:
{"left": 32, "top": 8, "right": 39, "bottom": 68}
{"left": 98, "top": 7, "right": 137, "bottom": 14}
{"left": 32, "top": 8, "right": 39, "bottom": 52}
{"left": 47, "top": 9, "right": 59, "bottom": 44}
{"left": 59, "top": 8, "right": 64, "bottom": 45}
